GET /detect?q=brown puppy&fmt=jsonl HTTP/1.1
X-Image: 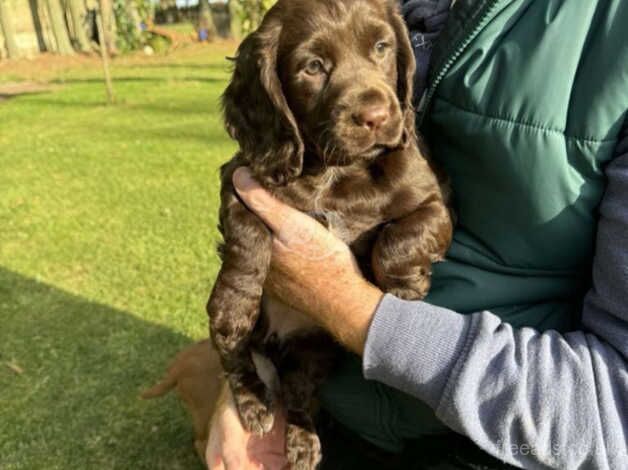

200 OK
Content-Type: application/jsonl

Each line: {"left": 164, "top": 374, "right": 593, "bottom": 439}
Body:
{"left": 141, "top": 340, "right": 224, "bottom": 463}
{"left": 206, "top": 0, "right": 453, "bottom": 468}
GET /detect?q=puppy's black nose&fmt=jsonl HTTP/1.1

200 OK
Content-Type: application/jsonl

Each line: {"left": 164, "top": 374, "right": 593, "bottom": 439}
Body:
{"left": 353, "top": 105, "right": 389, "bottom": 131}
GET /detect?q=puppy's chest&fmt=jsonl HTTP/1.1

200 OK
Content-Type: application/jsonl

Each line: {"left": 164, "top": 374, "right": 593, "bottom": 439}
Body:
{"left": 258, "top": 175, "right": 386, "bottom": 343}
{"left": 272, "top": 175, "right": 383, "bottom": 247}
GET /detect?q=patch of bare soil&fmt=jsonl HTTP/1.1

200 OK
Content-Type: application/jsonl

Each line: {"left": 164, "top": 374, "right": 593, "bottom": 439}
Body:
{"left": 0, "top": 52, "right": 100, "bottom": 84}
{"left": 0, "top": 40, "right": 238, "bottom": 85}
{"left": 0, "top": 82, "right": 57, "bottom": 102}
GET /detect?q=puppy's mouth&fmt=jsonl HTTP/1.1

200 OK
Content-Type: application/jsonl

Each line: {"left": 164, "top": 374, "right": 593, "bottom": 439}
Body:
{"left": 307, "top": 100, "right": 405, "bottom": 166}
{"left": 345, "top": 117, "right": 405, "bottom": 155}
{"left": 362, "top": 143, "right": 393, "bottom": 159}
{"left": 311, "top": 124, "right": 404, "bottom": 166}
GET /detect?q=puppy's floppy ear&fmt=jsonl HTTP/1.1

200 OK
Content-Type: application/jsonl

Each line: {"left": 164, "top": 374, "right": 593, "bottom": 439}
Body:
{"left": 388, "top": 1, "right": 417, "bottom": 141}
{"left": 222, "top": 8, "right": 303, "bottom": 186}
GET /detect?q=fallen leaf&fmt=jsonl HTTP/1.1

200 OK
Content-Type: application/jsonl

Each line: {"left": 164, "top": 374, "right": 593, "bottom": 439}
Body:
{"left": 6, "top": 362, "right": 24, "bottom": 375}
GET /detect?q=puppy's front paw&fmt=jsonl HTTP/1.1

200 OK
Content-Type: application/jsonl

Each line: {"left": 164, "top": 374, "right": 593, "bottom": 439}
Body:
{"left": 388, "top": 287, "right": 422, "bottom": 300}
{"left": 234, "top": 391, "right": 275, "bottom": 435}
{"left": 382, "top": 264, "right": 432, "bottom": 300}
{"left": 286, "top": 424, "right": 322, "bottom": 470}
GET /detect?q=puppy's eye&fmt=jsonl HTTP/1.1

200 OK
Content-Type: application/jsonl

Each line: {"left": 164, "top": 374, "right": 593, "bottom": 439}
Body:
{"left": 304, "top": 59, "right": 325, "bottom": 75}
{"left": 374, "top": 41, "right": 390, "bottom": 57}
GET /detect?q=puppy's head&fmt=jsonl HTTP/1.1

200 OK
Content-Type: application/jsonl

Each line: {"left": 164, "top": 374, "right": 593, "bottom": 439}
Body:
{"left": 222, "top": 0, "right": 415, "bottom": 184}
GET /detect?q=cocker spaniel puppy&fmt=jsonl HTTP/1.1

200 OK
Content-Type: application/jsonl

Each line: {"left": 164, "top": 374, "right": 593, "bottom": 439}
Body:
{"left": 207, "top": 0, "right": 453, "bottom": 467}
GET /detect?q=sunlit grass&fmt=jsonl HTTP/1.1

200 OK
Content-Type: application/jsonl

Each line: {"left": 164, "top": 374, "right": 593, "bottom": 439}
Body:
{"left": 0, "top": 42, "right": 236, "bottom": 469}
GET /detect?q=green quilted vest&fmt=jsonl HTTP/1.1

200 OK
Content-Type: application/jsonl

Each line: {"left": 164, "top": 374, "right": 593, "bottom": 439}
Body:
{"left": 421, "top": 0, "right": 628, "bottom": 331}
{"left": 317, "top": 1, "right": 628, "bottom": 460}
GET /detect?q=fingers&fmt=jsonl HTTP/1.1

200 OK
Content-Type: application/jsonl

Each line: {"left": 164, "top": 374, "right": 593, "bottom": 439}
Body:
{"left": 233, "top": 167, "right": 319, "bottom": 243}
{"left": 207, "top": 382, "right": 280, "bottom": 470}
{"left": 207, "top": 383, "right": 249, "bottom": 470}
{"left": 206, "top": 385, "right": 291, "bottom": 470}
{"left": 232, "top": 167, "right": 291, "bottom": 234}
{"left": 233, "top": 167, "right": 347, "bottom": 261}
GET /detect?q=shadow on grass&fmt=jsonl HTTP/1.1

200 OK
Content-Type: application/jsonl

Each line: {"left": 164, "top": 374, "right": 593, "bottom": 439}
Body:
{"left": 50, "top": 76, "right": 225, "bottom": 86}
{"left": 31, "top": 95, "right": 219, "bottom": 115}
{"left": 30, "top": 96, "right": 223, "bottom": 119}
{"left": 0, "top": 83, "right": 56, "bottom": 103}
{"left": 121, "top": 63, "right": 232, "bottom": 71}
{"left": 99, "top": 124, "right": 228, "bottom": 144}
{"left": 0, "top": 268, "right": 515, "bottom": 469}
{"left": 0, "top": 267, "right": 205, "bottom": 469}
{"left": 0, "top": 91, "right": 48, "bottom": 103}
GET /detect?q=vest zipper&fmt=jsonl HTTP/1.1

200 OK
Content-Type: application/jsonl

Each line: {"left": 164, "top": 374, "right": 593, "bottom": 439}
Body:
{"left": 417, "top": 0, "right": 504, "bottom": 127}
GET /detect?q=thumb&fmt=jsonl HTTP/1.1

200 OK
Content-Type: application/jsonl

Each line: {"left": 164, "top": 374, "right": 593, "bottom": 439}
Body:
{"left": 232, "top": 167, "right": 319, "bottom": 244}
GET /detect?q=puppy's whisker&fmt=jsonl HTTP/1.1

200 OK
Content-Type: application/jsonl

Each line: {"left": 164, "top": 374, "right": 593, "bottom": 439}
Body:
{"left": 317, "top": 127, "right": 337, "bottom": 167}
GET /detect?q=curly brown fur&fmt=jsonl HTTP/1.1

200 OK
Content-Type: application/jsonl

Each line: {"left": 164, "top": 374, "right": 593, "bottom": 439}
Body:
{"left": 206, "top": 0, "right": 453, "bottom": 467}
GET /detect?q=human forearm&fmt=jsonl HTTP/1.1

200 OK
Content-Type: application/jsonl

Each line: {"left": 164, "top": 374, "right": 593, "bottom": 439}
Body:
{"left": 363, "top": 294, "right": 471, "bottom": 408}
{"left": 363, "top": 295, "right": 628, "bottom": 469}
{"left": 269, "top": 269, "right": 382, "bottom": 355}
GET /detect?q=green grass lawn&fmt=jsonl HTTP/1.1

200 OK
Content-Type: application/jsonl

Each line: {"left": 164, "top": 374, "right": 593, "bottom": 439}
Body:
{"left": 160, "top": 22, "right": 197, "bottom": 36}
{"left": 0, "top": 43, "right": 237, "bottom": 469}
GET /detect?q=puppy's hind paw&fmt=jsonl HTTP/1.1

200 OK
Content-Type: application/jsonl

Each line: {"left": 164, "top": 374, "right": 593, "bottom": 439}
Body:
{"left": 388, "top": 283, "right": 429, "bottom": 301}
{"left": 238, "top": 398, "right": 275, "bottom": 435}
{"left": 286, "top": 424, "right": 322, "bottom": 470}
{"left": 385, "top": 267, "right": 432, "bottom": 301}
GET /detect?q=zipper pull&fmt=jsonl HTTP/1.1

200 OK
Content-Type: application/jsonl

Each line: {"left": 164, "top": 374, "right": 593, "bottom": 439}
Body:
{"left": 417, "top": 89, "right": 428, "bottom": 114}
{"left": 416, "top": 89, "right": 429, "bottom": 126}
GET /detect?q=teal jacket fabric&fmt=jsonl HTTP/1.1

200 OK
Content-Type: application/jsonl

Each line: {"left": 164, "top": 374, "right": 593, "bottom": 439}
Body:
{"left": 320, "top": 1, "right": 628, "bottom": 466}
{"left": 421, "top": 0, "right": 627, "bottom": 331}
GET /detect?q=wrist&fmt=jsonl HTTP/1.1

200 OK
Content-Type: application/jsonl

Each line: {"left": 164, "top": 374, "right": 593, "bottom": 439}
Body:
{"left": 317, "top": 275, "right": 383, "bottom": 355}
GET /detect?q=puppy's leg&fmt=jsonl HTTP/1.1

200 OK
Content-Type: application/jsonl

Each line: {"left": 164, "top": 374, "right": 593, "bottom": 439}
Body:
{"left": 278, "top": 332, "right": 338, "bottom": 470}
{"left": 208, "top": 169, "right": 275, "bottom": 434}
{"left": 224, "top": 354, "right": 276, "bottom": 435}
{"left": 372, "top": 200, "right": 452, "bottom": 300}
{"left": 283, "top": 377, "right": 321, "bottom": 470}
{"left": 211, "top": 281, "right": 275, "bottom": 436}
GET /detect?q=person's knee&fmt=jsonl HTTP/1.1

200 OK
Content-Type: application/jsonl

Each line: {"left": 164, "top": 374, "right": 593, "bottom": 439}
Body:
{"left": 319, "top": 354, "right": 407, "bottom": 452}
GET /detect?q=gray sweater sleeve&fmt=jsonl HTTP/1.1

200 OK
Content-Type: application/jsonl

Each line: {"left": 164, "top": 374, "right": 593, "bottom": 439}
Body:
{"left": 363, "top": 129, "right": 628, "bottom": 469}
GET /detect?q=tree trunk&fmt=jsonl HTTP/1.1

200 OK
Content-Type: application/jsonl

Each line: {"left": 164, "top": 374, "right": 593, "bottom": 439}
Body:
{"left": 227, "top": 0, "right": 240, "bottom": 38}
{"left": 28, "top": 0, "right": 47, "bottom": 52}
{"left": 123, "top": 0, "right": 142, "bottom": 47}
{"left": 197, "top": 0, "right": 216, "bottom": 41}
{"left": 67, "top": 0, "right": 91, "bottom": 52}
{"left": 125, "top": 0, "right": 141, "bottom": 31}
{"left": 45, "top": 0, "right": 75, "bottom": 54}
{"left": 0, "top": 0, "right": 22, "bottom": 58}
{"left": 96, "top": 2, "right": 114, "bottom": 104}
{"left": 0, "top": 14, "right": 4, "bottom": 59}
{"left": 99, "top": 0, "right": 117, "bottom": 54}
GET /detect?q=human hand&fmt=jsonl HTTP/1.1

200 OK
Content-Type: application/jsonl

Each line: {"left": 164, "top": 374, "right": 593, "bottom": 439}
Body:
{"left": 206, "top": 383, "right": 288, "bottom": 470}
{"left": 232, "top": 167, "right": 383, "bottom": 354}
